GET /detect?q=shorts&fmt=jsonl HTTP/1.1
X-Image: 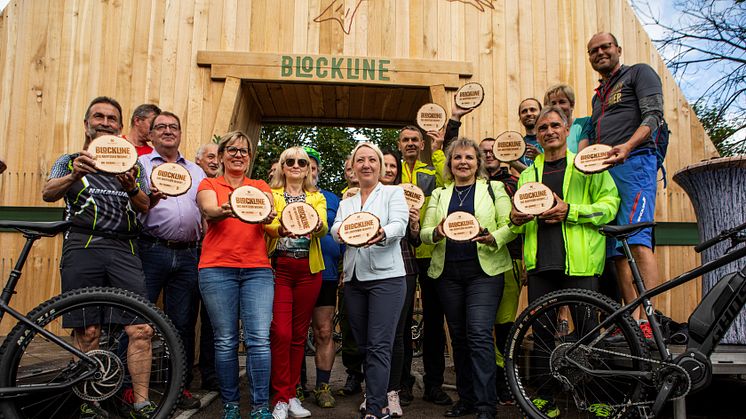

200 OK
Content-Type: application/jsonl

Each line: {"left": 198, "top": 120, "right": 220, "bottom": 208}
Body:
{"left": 315, "top": 280, "right": 338, "bottom": 308}
{"left": 607, "top": 149, "right": 657, "bottom": 257}
{"left": 60, "top": 246, "right": 148, "bottom": 328}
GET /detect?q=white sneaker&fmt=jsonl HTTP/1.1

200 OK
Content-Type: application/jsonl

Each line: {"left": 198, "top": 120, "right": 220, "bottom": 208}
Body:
{"left": 272, "top": 401, "right": 289, "bottom": 419}
{"left": 385, "top": 390, "right": 402, "bottom": 417}
{"left": 288, "top": 398, "right": 311, "bottom": 418}
{"left": 359, "top": 394, "right": 366, "bottom": 412}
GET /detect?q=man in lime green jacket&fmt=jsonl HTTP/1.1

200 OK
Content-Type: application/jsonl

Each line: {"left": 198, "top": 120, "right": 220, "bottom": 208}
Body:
{"left": 509, "top": 106, "right": 619, "bottom": 418}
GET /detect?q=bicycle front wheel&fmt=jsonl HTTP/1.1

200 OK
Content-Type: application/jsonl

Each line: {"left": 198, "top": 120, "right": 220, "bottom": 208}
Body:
{"left": 505, "top": 289, "right": 649, "bottom": 419}
{"left": 0, "top": 287, "right": 186, "bottom": 419}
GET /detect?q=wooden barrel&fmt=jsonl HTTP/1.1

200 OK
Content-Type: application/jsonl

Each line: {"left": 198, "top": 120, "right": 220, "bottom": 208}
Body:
{"left": 673, "top": 156, "right": 746, "bottom": 344}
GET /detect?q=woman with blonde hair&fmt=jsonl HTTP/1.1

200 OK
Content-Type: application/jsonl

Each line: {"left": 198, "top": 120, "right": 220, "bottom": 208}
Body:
{"left": 197, "top": 131, "right": 276, "bottom": 419}
{"left": 266, "top": 146, "right": 328, "bottom": 419}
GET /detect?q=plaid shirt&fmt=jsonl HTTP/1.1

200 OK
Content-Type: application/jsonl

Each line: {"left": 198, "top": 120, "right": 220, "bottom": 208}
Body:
{"left": 400, "top": 225, "right": 420, "bottom": 276}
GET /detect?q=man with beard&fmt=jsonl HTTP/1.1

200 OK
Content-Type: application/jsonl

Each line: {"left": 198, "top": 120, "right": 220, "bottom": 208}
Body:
{"left": 137, "top": 112, "right": 206, "bottom": 410}
{"left": 512, "top": 98, "right": 544, "bottom": 171}
{"left": 588, "top": 32, "right": 663, "bottom": 337}
{"left": 42, "top": 96, "right": 156, "bottom": 419}
{"left": 125, "top": 104, "right": 161, "bottom": 156}
{"left": 195, "top": 142, "right": 219, "bottom": 178}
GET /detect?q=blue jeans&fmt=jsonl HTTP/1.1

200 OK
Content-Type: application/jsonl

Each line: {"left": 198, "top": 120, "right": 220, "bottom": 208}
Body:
{"left": 199, "top": 267, "right": 274, "bottom": 408}
{"left": 139, "top": 241, "right": 200, "bottom": 386}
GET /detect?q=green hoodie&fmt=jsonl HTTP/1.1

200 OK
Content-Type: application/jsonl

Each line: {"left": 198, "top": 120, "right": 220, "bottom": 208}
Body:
{"left": 510, "top": 150, "right": 620, "bottom": 276}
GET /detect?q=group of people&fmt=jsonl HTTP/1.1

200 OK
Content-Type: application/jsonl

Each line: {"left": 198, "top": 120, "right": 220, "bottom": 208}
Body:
{"left": 42, "top": 31, "right": 664, "bottom": 419}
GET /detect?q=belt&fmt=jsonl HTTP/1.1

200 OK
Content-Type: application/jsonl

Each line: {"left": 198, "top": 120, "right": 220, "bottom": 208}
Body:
{"left": 139, "top": 234, "right": 200, "bottom": 250}
{"left": 275, "top": 249, "right": 310, "bottom": 259}
{"left": 69, "top": 226, "right": 140, "bottom": 241}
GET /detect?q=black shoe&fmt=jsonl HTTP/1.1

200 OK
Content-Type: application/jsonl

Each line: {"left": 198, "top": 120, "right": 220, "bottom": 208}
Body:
{"left": 177, "top": 389, "right": 201, "bottom": 410}
{"left": 399, "top": 386, "right": 414, "bottom": 406}
{"left": 497, "top": 388, "right": 515, "bottom": 406}
{"left": 424, "top": 387, "right": 453, "bottom": 406}
{"left": 475, "top": 412, "right": 495, "bottom": 419}
{"left": 337, "top": 374, "right": 363, "bottom": 396}
{"left": 443, "top": 401, "right": 475, "bottom": 417}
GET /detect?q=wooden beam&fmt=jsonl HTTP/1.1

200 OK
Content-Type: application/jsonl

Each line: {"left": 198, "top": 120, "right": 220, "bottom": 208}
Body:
{"left": 211, "top": 76, "right": 242, "bottom": 137}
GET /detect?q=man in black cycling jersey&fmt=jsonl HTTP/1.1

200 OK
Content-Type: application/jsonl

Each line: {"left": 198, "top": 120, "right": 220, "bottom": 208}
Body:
{"left": 42, "top": 96, "right": 156, "bottom": 419}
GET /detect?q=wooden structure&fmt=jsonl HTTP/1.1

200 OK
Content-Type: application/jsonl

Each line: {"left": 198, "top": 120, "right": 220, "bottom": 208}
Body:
{"left": 0, "top": 0, "right": 719, "bottom": 335}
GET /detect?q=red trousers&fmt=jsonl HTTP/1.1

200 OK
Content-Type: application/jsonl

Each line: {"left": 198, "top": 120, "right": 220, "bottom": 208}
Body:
{"left": 270, "top": 256, "right": 322, "bottom": 403}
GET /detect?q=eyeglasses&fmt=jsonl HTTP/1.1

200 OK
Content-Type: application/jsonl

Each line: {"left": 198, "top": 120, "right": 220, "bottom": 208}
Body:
{"left": 226, "top": 146, "right": 250, "bottom": 157}
{"left": 284, "top": 158, "right": 308, "bottom": 168}
{"left": 481, "top": 149, "right": 495, "bottom": 156}
{"left": 587, "top": 42, "right": 616, "bottom": 56}
{"left": 152, "top": 123, "right": 180, "bottom": 132}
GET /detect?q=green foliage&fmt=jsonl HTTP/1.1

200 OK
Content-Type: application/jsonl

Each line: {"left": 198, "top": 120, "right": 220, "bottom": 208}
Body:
{"left": 692, "top": 104, "right": 745, "bottom": 156}
{"left": 252, "top": 125, "right": 399, "bottom": 193}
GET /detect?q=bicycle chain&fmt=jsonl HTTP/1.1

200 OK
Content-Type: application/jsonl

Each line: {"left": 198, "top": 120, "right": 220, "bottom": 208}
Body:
{"left": 558, "top": 344, "right": 691, "bottom": 410}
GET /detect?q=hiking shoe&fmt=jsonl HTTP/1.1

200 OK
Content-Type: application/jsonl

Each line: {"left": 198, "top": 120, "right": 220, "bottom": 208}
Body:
{"left": 313, "top": 383, "right": 336, "bottom": 408}
{"left": 295, "top": 384, "right": 305, "bottom": 401}
{"left": 589, "top": 403, "right": 614, "bottom": 417}
{"left": 288, "top": 398, "right": 311, "bottom": 418}
{"left": 115, "top": 387, "right": 135, "bottom": 417}
{"left": 497, "top": 388, "right": 515, "bottom": 406}
{"left": 384, "top": 390, "right": 402, "bottom": 417}
{"left": 337, "top": 373, "right": 363, "bottom": 396}
{"left": 531, "top": 398, "right": 560, "bottom": 418}
{"left": 639, "top": 322, "right": 654, "bottom": 340}
{"left": 272, "top": 401, "right": 288, "bottom": 419}
{"left": 249, "top": 406, "right": 273, "bottom": 419}
{"left": 423, "top": 387, "right": 452, "bottom": 405}
{"left": 399, "top": 386, "right": 413, "bottom": 406}
{"left": 178, "top": 389, "right": 201, "bottom": 410}
{"left": 223, "top": 403, "right": 242, "bottom": 419}
{"left": 130, "top": 401, "right": 157, "bottom": 419}
{"left": 80, "top": 402, "right": 109, "bottom": 419}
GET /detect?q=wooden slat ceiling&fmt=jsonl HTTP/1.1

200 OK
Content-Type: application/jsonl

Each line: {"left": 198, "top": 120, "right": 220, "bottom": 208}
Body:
{"left": 246, "top": 81, "right": 431, "bottom": 127}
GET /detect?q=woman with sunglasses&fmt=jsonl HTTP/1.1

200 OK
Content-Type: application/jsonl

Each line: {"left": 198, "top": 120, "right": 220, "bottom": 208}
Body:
{"left": 331, "top": 142, "right": 409, "bottom": 419}
{"left": 196, "top": 131, "right": 276, "bottom": 419}
{"left": 266, "top": 146, "right": 328, "bottom": 419}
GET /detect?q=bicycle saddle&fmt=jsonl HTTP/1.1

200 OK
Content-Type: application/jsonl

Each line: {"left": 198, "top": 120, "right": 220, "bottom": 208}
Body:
{"left": 599, "top": 222, "right": 656, "bottom": 238}
{"left": 0, "top": 220, "right": 72, "bottom": 235}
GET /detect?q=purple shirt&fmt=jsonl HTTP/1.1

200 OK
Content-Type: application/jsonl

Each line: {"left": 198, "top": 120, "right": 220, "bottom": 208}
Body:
{"left": 138, "top": 150, "right": 206, "bottom": 242}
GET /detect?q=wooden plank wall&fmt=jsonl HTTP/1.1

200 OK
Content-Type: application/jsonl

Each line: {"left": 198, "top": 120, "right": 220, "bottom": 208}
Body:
{"left": 0, "top": 0, "right": 718, "bottom": 323}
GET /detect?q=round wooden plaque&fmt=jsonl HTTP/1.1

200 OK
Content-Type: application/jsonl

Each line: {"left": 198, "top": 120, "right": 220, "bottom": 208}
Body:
{"left": 86, "top": 135, "right": 137, "bottom": 174}
{"left": 416, "top": 103, "right": 447, "bottom": 132}
{"left": 342, "top": 187, "right": 360, "bottom": 200}
{"left": 443, "top": 211, "right": 481, "bottom": 242}
{"left": 281, "top": 201, "right": 320, "bottom": 236}
{"left": 229, "top": 185, "right": 273, "bottom": 223}
{"left": 338, "top": 212, "right": 381, "bottom": 247}
{"left": 150, "top": 162, "right": 192, "bottom": 197}
{"left": 513, "top": 182, "right": 555, "bottom": 215}
{"left": 454, "top": 82, "right": 485, "bottom": 109}
{"left": 574, "top": 144, "right": 613, "bottom": 174}
{"left": 400, "top": 183, "right": 426, "bottom": 209}
{"left": 493, "top": 131, "right": 526, "bottom": 162}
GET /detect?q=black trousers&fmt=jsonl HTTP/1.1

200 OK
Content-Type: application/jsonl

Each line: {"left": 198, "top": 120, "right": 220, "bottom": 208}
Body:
{"left": 416, "top": 258, "right": 448, "bottom": 391}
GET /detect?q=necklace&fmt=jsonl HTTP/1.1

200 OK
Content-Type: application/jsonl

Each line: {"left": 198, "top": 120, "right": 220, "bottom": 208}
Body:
{"left": 454, "top": 183, "right": 474, "bottom": 207}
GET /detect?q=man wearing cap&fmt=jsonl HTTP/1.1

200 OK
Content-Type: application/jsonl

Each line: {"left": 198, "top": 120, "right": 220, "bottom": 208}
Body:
{"left": 137, "top": 111, "right": 206, "bottom": 409}
{"left": 42, "top": 96, "right": 156, "bottom": 418}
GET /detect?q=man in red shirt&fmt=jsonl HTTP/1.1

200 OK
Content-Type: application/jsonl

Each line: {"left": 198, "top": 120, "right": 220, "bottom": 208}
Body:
{"left": 125, "top": 104, "right": 161, "bottom": 156}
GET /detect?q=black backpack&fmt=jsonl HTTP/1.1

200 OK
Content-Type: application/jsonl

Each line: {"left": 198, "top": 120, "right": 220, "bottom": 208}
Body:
{"left": 652, "top": 120, "right": 671, "bottom": 187}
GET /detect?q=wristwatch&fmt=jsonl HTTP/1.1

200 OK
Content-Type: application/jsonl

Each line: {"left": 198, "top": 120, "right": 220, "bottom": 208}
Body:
{"left": 127, "top": 187, "right": 140, "bottom": 197}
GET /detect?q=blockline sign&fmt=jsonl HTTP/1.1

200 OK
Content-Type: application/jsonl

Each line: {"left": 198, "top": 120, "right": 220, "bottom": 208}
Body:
{"left": 281, "top": 55, "right": 391, "bottom": 81}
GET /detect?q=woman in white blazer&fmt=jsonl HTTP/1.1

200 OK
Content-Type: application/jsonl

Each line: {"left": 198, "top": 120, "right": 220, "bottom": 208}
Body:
{"left": 331, "top": 142, "right": 409, "bottom": 419}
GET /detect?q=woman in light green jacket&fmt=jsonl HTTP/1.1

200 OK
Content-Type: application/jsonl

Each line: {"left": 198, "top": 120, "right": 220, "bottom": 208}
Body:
{"left": 420, "top": 137, "right": 515, "bottom": 419}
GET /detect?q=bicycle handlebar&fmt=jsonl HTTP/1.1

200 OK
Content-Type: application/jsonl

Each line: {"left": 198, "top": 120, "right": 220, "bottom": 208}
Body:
{"left": 694, "top": 220, "right": 746, "bottom": 253}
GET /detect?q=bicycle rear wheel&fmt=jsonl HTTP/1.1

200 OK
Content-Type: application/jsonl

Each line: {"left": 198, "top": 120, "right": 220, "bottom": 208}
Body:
{"left": 505, "top": 289, "right": 649, "bottom": 419}
{"left": 0, "top": 287, "right": 186, "bottom": 419}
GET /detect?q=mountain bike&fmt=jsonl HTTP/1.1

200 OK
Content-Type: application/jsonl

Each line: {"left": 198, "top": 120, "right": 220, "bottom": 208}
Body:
{"left": 0, "top": 220, "right": 186, "bottom": 418}
{"left": 505, "top": 220, "right": 746, "bottom": 418}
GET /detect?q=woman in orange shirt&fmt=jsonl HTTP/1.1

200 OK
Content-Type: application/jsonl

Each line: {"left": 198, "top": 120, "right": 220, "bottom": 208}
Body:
{"left": 197, "top": 131, "right": 276, "bottom": 419}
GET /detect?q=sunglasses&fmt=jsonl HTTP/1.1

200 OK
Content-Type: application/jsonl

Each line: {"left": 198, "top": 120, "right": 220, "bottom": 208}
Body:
{"left": 284, "top": 158, "right": 308, "bottom": 168}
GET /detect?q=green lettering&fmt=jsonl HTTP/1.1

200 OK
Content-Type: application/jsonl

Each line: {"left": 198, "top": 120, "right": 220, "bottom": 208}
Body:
{"left": 281, "top": 56, "right": 293, "bottom": 77}
{"left": 316, "top": 56, "right": 328, "bottom": 78}
{"left": 295, "top": 56, "right": 302, "bottom": 77}
{"left": 347, "top": 58, "right": 359, "bottom": 80}
{"left": 331, "top": 58, "right": 343, "bottom": 79}
{"left": 378, "top": 59, "right": 390, "bottom": 81}
{"left": 362, "top": 59, "right": 375, "bottom": 80}
{"left": 299, "top": 56, "right": 313, "bottom": 78}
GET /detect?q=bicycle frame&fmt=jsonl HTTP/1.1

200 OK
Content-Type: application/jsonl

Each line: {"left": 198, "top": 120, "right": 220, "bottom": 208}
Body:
{"left": 572, "top": 238, "right": 746, "bottom": 366}
{"left": 0, "top": 232, "right": 99, "bottom": 398}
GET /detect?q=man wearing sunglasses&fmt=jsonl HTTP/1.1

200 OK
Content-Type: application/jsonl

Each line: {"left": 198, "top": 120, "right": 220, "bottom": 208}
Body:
{"left": 137, "top": 111, "right": 207, "bottom": 411}
{"left": 587, "top": 32, "right": 664, "bottom": 338}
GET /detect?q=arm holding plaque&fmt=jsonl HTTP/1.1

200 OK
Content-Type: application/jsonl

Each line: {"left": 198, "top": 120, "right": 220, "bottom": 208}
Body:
{"left": 42, "top": 152, "right": 98, "bottom": 202}
{"left": 309, "top": 192, "right": 329, "bottom": 238}
{"left": 508, "top": 176, "right": 534, "bottom": 234}
{"left": 117, "top": 164, "right": 149, "bottom": 213}
{"left": 197, "top": 187, "right": 233, "bottom": 222}
{"left": 264, "top": 190, "right": 285, "bottom": 238}
{"left": 566, "top": 171, "right": 620, "bottom": 226}
{"left": 538, "top": 193, "right": 568, "bottom": 224}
